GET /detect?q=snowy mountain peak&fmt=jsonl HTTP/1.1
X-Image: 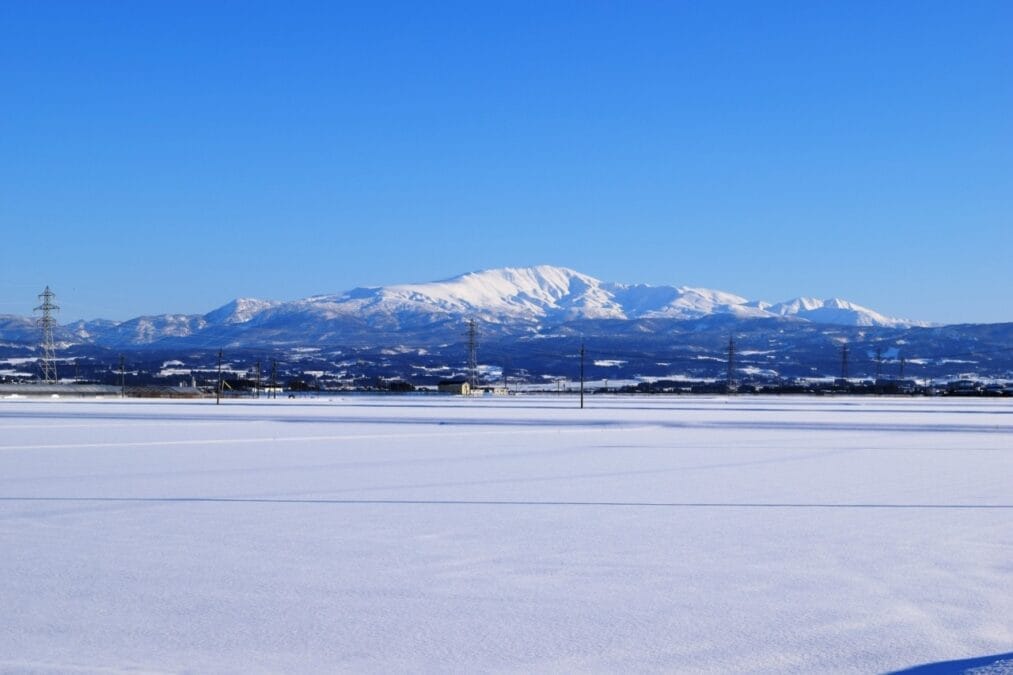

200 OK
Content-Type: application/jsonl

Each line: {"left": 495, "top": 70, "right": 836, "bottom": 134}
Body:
{"left": 767, "top": 296, "right": 920, "bottom": 328}
{"left": 225, "top": 266, "right": 923, "bottom": 331}
{"left": 330, "top": 265, "right": 625, "bottom": 322}
{"left": 307, "top": 265, "right": 920, "bottom": 328}
{"left": 386, "top": 265, "right": 602, "bottom": 306}
{"left": 205, "top": 298, "right": 281, "bottom": 325}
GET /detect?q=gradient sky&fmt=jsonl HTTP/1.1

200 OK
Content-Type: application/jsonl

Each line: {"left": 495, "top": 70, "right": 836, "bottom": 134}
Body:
{"left": 1, "top": 1, "right": 1010, "bottom": 324}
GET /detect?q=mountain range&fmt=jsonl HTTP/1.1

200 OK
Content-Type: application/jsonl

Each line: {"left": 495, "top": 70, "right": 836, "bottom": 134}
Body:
{"left": 1, "top": 266, "right": 926, "bottom": 350}
{"left": 1, "top": 266, "right": 1011, "bottom": 384}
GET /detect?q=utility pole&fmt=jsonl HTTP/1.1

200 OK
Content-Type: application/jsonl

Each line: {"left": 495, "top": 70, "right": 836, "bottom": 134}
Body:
{"left": 119, "top": 354, "right": 125, "bottom": 398}
{"left": 255, "top": 360, "right": 262, "bottom": 399}
{"left": 899, "top": 355, "right": 906, "bottom": 380}
{"left": 840, "top": 344, "right": 850, "bottom": 382}
{"left": 726, "top": 335, "right": 736, "bottom": 394}
{"left": 216, "top": 349, "right": 223, "bottom": 405}
{"left": 875, "top": 346, "right": 883, "bottom": 381}
{"left": 34, "top": 286, "right": 59, "bottom": 384}
{"left": 466, "top": 319, "right": 478, "bottom": 389}
{"left": 579, "top": 341, "right": 585, "bottom": 409}
{"left": 271, "top": 358, "right": 278, "bottom": 399}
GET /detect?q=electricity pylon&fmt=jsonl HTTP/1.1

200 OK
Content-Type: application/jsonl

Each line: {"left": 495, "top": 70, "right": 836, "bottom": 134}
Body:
{"left": 34, "top": 286, "right": 59, "bottom": 383}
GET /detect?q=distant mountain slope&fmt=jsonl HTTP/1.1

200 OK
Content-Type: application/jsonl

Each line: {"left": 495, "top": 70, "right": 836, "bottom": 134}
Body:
{"left": 765, "top": 297, "right": 911, "bottom": 328}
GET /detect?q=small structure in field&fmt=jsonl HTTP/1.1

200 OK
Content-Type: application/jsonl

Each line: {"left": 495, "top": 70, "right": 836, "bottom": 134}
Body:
{"left": 438, "top": 379, "right": 471, "bottom": 395}
{"left": 475, "top": 385, "right": 508, "bottom": 396}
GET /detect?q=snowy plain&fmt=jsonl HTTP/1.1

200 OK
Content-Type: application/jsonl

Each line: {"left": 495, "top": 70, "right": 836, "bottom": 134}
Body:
{"left": 0, "top": 395, "right": 1010, "bottom": 674}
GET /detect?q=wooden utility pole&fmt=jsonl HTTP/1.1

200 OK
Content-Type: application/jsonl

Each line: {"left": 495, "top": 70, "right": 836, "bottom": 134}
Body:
{"left": 726, "top": 335, "right": 736, "bottom": 393}
{"left": 216, "top": 349, "right": 223, "bottom": 405}
{"left": 579, "top": 341, "right": 585, "bottom": 409}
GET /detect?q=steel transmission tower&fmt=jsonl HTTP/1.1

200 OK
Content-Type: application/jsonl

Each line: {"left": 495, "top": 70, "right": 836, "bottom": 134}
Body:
{"left": 466, "top": 319, "right": 478, "bottom": 388}
{"left": 34, "top": 286, "right": 60, "bottom": 383}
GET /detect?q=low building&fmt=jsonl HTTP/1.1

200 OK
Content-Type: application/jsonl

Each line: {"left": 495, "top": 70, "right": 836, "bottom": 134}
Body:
{"left": 438, "top": 380, "right": 470, "bottom": 395}
{"left": 476, "top": 385, "right": 509, "bottom": 396}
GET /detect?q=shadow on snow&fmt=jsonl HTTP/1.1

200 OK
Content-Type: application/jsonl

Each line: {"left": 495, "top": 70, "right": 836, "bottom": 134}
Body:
{"left": 886, "top": 651, "right": 1013, "bottom": 674}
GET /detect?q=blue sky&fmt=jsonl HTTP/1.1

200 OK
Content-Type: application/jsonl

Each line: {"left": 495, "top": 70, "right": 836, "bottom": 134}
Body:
{"left": 1, "top": 1, "right": 1010, "bottom": 324}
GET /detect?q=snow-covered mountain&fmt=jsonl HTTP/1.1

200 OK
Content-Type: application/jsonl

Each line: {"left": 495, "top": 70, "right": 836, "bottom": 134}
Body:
{"left": 763, "top": 297, "right": 912, "bottom": 328}
{"left": 307, "top": 265, "right": 920, "bottom": 326}
{"left": 275, "top": 265, "right": 919, "bottom": 326}
{"left": 0, "top": 266, "right": 926, "bottom": 349}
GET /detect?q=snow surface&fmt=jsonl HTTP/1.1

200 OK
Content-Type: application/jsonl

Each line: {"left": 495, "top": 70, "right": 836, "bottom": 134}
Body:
{"left": 1, "top": 395, "right": 1010, "bottom": 673}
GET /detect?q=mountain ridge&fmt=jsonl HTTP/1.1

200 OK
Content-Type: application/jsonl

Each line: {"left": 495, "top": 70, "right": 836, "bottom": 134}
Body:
{"left": 0, "top": 265, "right": 930, "bottom": 349}
{"left": 283, "top": 265, "right": 924, "bottom": 327}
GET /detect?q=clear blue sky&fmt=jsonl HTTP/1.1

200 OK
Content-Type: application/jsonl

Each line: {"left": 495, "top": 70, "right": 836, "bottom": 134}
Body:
{"left": 1, "top": 1, "right": 1010, "bottom": 324}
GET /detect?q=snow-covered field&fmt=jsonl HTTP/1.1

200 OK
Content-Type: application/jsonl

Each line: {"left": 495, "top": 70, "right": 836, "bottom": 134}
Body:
{"left": 1, "top": 395, "right": 1010, "bottom": 674}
